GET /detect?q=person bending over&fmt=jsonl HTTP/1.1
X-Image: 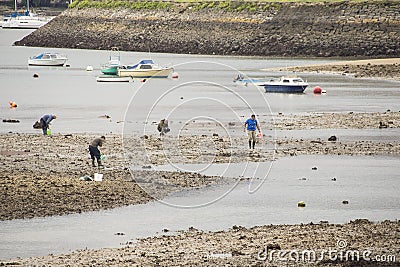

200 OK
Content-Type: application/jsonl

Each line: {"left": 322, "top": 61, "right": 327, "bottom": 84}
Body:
{"left": 89, "top": 136, "right": 105, "bottom": 167}
{"left": 40, "top": 114, "right": 56, "bottom": 135}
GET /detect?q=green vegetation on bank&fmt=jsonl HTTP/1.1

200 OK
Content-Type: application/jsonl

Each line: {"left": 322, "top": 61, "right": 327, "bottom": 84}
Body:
{"left": 68, "top": 0, "right": 389, "bottom": 11}
{"left": 69, "top": 0, "right": 172, "bottom": 9}
{"left": 68, "top": 0, "right": 278, "bottom": 11}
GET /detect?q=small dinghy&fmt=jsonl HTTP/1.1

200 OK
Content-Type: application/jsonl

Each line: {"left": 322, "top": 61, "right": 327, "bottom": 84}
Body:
{"left": 96, "top": 75, "right": 131, "bottom": 83}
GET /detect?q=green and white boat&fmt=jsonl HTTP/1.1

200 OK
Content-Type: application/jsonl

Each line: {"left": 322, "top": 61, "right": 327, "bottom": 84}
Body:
{"left": 101, "top": 47, "right": 121, "bottom": 75}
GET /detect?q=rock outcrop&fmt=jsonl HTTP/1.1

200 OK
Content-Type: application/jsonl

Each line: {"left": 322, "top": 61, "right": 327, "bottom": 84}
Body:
{"left": 14, "top": 1, "right": 400, "bottom": 57}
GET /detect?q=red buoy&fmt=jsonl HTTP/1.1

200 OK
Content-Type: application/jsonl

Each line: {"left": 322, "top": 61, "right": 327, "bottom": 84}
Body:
{"left": 171, "top": 72, "right": 179, "bottom": 79}
{"left": 313, "top": 86, "right": 322, "bottom": 94}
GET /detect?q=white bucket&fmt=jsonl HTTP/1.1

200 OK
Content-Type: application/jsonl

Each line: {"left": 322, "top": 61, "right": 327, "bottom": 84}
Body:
{"left": 94, "top": 173, "right": 103, "bottom": 181}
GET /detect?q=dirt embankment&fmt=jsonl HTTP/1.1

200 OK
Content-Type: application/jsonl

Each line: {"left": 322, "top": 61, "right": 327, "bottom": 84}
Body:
{"left": 15, "top": 1, "right": 400, "bottom": 57}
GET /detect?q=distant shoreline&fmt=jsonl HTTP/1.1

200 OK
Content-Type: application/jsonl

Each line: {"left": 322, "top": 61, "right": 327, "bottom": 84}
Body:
{"left": 283, "top": 58, "right": 400, "bottom": 81}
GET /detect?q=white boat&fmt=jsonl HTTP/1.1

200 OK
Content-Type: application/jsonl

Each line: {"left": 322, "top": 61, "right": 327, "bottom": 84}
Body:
{"left": 28, "top": 52, "right": 68, "bottom": 66}
{"left": 96, "top": 75, "right": 131, "bottom": 82}
{"left": 262, "top": 76, "right": 309, "bottom": 93}
{"left": 1, "top": 0, "right": 53, "bottom": 29}
{"left": 2, "top": 13, "right": 52, "bottom": 29}
{"left": 118, "top": 59, "right": 173, "bottom": 78}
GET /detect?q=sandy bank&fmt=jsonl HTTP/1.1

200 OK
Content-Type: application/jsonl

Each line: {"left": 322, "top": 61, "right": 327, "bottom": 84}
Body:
{"left": 0, "top": 133, "right": 224, "bottom": 221}
{"left": 4, "top": 220, "right": 399, "bottom": 266}
{"left": 284, "top": 58, "right": 400, "bottom": 81}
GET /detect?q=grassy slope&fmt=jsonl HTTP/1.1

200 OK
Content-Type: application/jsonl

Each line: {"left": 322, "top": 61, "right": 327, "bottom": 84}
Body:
{"left": 68, "top": 0, "right": 379, "bottom": 11}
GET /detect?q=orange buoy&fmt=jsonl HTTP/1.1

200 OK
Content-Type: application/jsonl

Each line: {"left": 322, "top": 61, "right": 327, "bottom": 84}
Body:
{"left": 313, "top": 86, "right": 322, "bottom": 94}
{"left": 9, "top": 101, "right": 17, "bottom": 108}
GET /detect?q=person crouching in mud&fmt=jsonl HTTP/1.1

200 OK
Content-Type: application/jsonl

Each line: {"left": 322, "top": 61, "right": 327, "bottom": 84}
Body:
{"left": 157, "top": 119, "right": 170, "bottom": 136}
{"left": 89, "top": 136, "right": 105, "bottom": 167}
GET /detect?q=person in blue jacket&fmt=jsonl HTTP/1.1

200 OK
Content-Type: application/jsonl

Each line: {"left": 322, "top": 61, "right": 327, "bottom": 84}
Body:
{"left": 40, "top": 114, "right": 57, "bottom": 135}
{"left": 244, "top": 114, "right": 261, "bottom": 149}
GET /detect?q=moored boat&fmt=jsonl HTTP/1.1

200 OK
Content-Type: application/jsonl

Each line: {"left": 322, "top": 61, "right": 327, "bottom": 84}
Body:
{"left": 262, "top": 76, "right": 308, "bottom": 93}
{"left": 101, "top": 47, "right": 121, "bottom": 75}
{"left": 28, "top": 52, "right": 68, "bottom": 66}
{"left": 118, "top": 59, "right": 173, "bottom": 78}
{"left": 96, "top": 75, "right": 131, "bottom": 82}
{"left": 2, "top": 12, "right": 52, "bottom": 29}
{"left": 1, "top": 0, "right": 53, "bottom": 29}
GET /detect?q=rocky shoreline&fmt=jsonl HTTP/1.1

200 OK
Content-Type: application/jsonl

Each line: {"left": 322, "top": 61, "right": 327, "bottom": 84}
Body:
{"left": 4, "top": 220, "right": 399, "bottom": 266}
{"left": 14, "top": 1, "right": 400, "bottom": 57}
{"left": 1, "top": 110, "right": 399, "bottom": 264}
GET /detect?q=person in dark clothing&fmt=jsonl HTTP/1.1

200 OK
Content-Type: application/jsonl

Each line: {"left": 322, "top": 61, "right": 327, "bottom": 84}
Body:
{"left": 89, "top": 136, "right": 105, "bottom": 167}
{"left": 40, "top": 114, "right": 57, "bottom": 135}
{"left": 157, "top": 119, "right": 170, "bottom": 136}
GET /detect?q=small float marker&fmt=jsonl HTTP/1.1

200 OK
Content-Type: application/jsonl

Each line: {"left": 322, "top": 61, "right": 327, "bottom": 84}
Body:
{"left": 298, "top": 201, "right": 306, "bottom": 207}
{"left": 171, "top": 72, "right": 179, "bottom": 79}
{"left": 9, "top": 101, "right": 17, "bottom": 108}
{"left": 313, "top": 86, "right": 322, "bottom": 94}
{"left": 33, "top": 73, "right": 39, "bottom": 78}
{"left": 86, "top": 65, "right": 93, "bottom": 71}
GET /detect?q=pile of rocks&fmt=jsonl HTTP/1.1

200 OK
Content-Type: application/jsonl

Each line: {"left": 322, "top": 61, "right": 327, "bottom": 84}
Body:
{"left": 15, "top": 1, "right": 400, "bottom": 57}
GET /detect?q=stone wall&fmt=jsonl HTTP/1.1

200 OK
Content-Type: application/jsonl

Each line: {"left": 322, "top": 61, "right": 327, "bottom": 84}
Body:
{"left": 14, "top": 1, "right": 400, "bottom": 57}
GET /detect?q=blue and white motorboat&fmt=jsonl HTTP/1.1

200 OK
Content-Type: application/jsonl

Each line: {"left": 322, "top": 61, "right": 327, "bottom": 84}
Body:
{"left": 262, "top": 76, "right": 308, "bottom": 93}
{"left": 28, "top": 52, "right": 68, "bottom": 66}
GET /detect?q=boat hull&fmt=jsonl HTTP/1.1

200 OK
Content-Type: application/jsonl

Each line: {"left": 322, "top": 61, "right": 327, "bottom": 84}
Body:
{"left": 28, "top": 58, "right": 67, "bottom": 66}
{"left": 2, "top": 16, "right": 51, "bottom": 29}
{"left": 263, "top": 85, "right": 307, "bottom": 93}
{"left": 96, "top": 75, "right": 130, "bottom": 82}
{"left": 118, "top": 68, "right": 173, "bottom": 78}
{"left": 101, "top": 66, "right": 119, "bottom": 75}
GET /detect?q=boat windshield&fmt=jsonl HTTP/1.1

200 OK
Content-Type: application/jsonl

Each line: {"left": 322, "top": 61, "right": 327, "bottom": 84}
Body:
{"left": 140, "top": 65, "right": 152, "bottom": 69}
{"left": 33, "top": 53, "right": 44, "bottom": 59}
